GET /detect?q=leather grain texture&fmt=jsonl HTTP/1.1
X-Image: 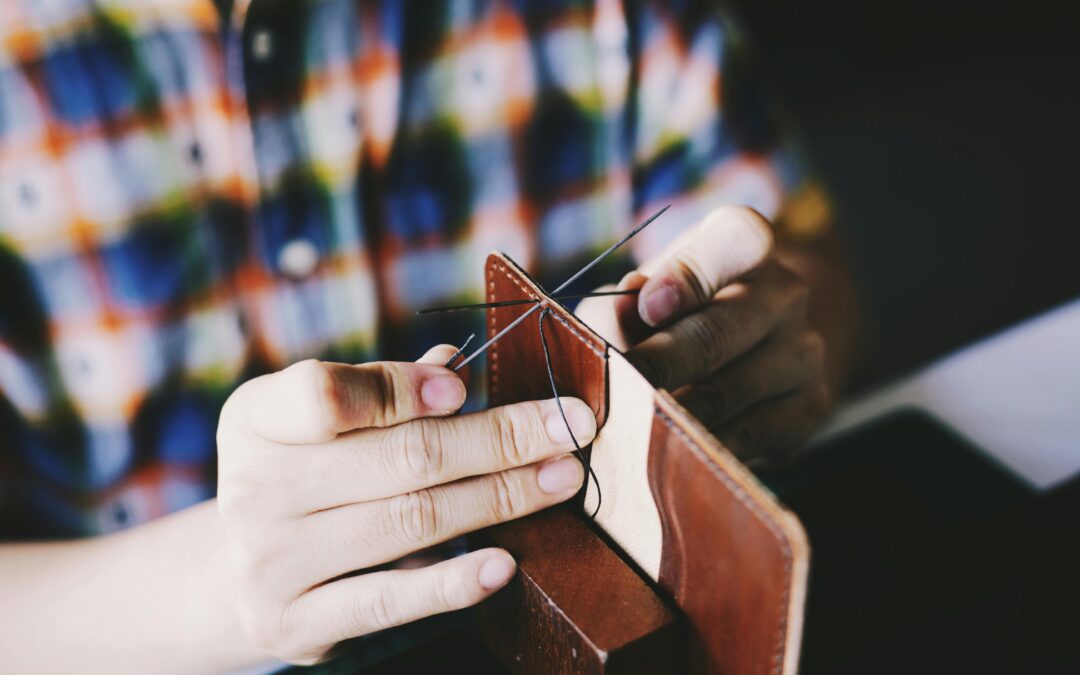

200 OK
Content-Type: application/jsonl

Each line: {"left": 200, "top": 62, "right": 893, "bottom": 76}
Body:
{"left": 650, "top": 392, "right": 809, "bottom": 675}
{"left": 481, "top": 252, "right": 808, "bottom": 675}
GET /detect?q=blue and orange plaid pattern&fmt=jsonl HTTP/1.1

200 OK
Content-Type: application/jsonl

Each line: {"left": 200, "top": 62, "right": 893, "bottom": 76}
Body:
{"left": 0, "top": 0, "right": 804, "bottom": 538}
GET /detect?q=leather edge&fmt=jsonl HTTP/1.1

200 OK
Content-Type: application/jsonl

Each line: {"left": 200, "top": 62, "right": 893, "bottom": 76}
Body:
{"left": 484, "top": 251, "right": 610, "bottom": 427}
{"left": 653, "top": 390, "right": 810, "bottom": 675}
{"left": 484, "top": 251, "right": 609, "bottom": 354}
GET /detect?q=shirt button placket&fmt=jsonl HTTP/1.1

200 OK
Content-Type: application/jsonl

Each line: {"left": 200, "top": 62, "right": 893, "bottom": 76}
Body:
{"left": 250, "top": 27, "right": 274, "bottom": 63}
{"left": 278, "top": 238, "right": 319, "bottom": 280}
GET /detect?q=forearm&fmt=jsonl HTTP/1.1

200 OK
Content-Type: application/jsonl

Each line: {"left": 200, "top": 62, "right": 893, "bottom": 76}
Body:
{"left": 0, "top": 500, "right": 268, "bottom": 674}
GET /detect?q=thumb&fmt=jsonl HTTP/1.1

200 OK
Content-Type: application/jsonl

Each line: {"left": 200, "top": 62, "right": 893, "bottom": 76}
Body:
{"left": 638, "top": 206, "right": 774, "bottom": 327}
{"left": 242, "top": 359, "right": 467, "bottom": 444}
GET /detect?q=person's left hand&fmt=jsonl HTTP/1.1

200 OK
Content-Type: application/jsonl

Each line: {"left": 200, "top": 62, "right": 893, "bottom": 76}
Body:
{"left": 576, "top": 206, "right": 830, "bottom": 464}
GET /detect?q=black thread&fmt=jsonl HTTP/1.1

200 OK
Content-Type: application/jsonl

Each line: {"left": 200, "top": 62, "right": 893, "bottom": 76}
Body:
{"left": 451, "top": 204, "right": 669, "bottom": 371}
{"left": 538, "top": 307, "right": 602, "bottom": 518}
{"left": 417, "top": 289, "right": 640, "bottom": 315}
{"left": 437, "top": 205, "right": 670, "bottom": 520}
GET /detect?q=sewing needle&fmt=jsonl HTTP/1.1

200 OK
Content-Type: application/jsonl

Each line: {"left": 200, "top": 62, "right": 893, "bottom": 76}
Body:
{"left": 450, "top": 204, "right": 670, "bottom": 372}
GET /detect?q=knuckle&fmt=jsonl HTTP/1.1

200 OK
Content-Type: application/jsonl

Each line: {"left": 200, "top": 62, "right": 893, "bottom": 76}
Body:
{"left": 490, "top": 406, "right": 533, "bottom": 467}
{"left": 227, "top": 538, "right": 278, "bottom": 589}
{"left": 488, "top": 471, "right": 523, "bottom": 521}
{"left": 368, "top": 363, "right": 401, "bottom": 426}
{"left": 235, "top": 581, "right": 324, "bottom": 663}
{"left": 293, "top": 359, "right": 344, "bottom": 434}
{"left": 772, "top": 264, "right": 809, "bottom": 311}
{"left": 216, "top": 482, "right": 257, "bottom": 521}
{"left": 242, "top": 605, "right": 309, "bottom": 661}
{"left": 392, "top": 490, "right": 440, "bottom": 545}
{"left": 802, "top": 331, "right": 826, "bottom": 367}
{"left": 789, "top": 280, "right": 811, "bottom": 315}
{"left": 722, "top": 205, "right": 776, "bottom": 258}
{"left": 242, "top": 609, "right": 280, "bottom": 654}
{"left": 436, "top": 569, "right": 470, "bottom": 611}
{"left": 800, "top": 333, "right": 827, "bottom": 382}
{"left": 685, "top": 312, "right": 726, "bottom": 368}
{"left": 356, "top": 587, "right": 397, "bottom": 630}
{"left": 397, "top": 420, "right": 444, "bottom": 485}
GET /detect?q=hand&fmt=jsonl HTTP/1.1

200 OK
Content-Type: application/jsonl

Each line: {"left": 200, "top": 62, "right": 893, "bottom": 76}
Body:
{"left": 577, "top": 206, "right": 830, "bottom": 463}
{"left": 215, "top": 346, "right": 595, "bottom": 664}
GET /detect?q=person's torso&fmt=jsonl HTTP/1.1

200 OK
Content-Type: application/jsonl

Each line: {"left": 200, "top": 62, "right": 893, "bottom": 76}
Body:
{"left": 0, "top": 0, "right": 792, "bottom": 536}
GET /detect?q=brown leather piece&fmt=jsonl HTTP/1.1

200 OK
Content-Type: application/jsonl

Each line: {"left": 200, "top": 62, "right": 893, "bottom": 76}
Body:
{"left": 479, "top": 252, "right": 808, "bottom": 675}
{"left": 485, "top": 254, "right": 608, "bottom": 427}
{"left": 649, "top": 392, "right": 808, "bottom": 675}
{"left": 477, "top": 506, "right": 683, "bottom": 675}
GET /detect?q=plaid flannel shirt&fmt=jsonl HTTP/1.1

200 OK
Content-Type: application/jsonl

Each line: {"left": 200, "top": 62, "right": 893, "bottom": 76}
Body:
{"left": 0, "top": 0, "right": 804, "bottom": 538}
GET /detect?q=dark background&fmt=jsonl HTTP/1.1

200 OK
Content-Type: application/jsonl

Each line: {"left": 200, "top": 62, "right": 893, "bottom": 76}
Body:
{"left": 725, "top": 7, "right": 1080, "bottom": 670}
{"left": 729, "top": 0, "right": 1080, "bottom": 386}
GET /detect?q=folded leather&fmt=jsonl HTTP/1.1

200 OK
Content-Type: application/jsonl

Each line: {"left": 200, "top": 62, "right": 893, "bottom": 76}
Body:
{"left": 484, "top": 252, "right": 809, "bottom": 675}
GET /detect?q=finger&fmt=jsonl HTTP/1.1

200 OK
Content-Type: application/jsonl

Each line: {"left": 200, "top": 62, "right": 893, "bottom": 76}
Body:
{"left": 675, "top": 329, "right": 825, "bottom": 427}
{"left": 416, "top": 343, "right": 471, "bottom": 385}
{"left": 298, "top": 455, "right": 583, "bottom": 580}
{"left": 240, "top": 359, "right": 467, "bottom": 444}
{"left": 613, "top": 271, "right": 651, "bottom": 346}
{"left": 627, "top": 262, "right": 807, "bottom": 391}
{"left": 279, "top": 396, "right": 596, "bottom": 511}
{"left": 286, "top": 548, "right": 516, "bottom": 658}
{"left": 712, "top": 383, "right": 832, "bottom": 464}
{"left": 638, "top": 206, "right": 775, "bottom": 327}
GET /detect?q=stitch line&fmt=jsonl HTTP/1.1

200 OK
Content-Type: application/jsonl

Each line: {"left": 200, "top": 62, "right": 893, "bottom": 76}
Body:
{"left": 656, "top": 407, "right": 792, "bottom": 675}
{"left": 495, "top": 263, "right": 605, "bottom": 357}
{"left": 487, "top": 266, "right": 500, "bottom": 404}
{"left": 493, "top": 263, "right": 607, "bottom": 423}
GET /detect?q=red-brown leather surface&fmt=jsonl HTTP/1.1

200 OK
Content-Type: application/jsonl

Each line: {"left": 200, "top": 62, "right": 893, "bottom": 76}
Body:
{"left": 482, "top": 253, "right": 807, "bottom": 675}
{"left": 485, "top": 254, "right": 608, "bottom": 426}
{"left": 479, "top": 506, "right": 682, "bottom": 675}
{"left": 649, "top": 392, "right": 802, "bottom": 675}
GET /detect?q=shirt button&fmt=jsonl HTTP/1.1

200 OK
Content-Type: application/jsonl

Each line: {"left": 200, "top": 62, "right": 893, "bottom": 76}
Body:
{"left": 278, "top": 239, "right": 319, "bottom": 279}
{"left": 18, "top": 181, "right": 37, "bottom": 209}
{"left": 251, "top": 28, "right": 274, "bottom": 62}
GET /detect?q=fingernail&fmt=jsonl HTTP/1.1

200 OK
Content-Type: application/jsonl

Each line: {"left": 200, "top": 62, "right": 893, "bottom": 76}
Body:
{"left": 421, "top": 375, "right": 465, "bottom": 412}
{"left": 478, "top": 554, "right": 516, "bottom": 590}
{"left": 537, "top": 455, "right": 585, "bottom": 494}
{"left": 544, "top": 399, "right": 597, "bottom": 445}
{"left": 641, "top": 282, "right": 680, "bottom": 326}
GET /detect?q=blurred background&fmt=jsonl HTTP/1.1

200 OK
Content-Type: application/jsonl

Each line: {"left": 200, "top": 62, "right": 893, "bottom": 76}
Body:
{"left": 719, "top": 5, "right": 1080, "bottom": 671}
{"left": 729, "top": 0, "right": 1079, "bottom": 387}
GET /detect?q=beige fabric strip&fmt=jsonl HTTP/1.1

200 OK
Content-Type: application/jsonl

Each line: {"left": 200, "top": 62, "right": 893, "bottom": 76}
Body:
{"left": 585, "top": 349, "right": 663, "bottom": 581}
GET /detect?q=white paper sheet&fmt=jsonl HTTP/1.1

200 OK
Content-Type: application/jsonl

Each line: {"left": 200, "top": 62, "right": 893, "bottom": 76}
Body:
{"left": 816, "top": 297, "right": 1080, "bottom": 491}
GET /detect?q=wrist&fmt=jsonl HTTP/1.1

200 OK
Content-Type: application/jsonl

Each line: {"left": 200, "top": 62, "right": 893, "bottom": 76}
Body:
{"left": 171, "top": 500, "right": 270, "bottom": 672}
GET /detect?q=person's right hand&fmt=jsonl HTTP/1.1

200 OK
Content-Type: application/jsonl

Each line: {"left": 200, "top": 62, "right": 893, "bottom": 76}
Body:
{"left": 215, "top": 345, "right": 595, "bottom": 665}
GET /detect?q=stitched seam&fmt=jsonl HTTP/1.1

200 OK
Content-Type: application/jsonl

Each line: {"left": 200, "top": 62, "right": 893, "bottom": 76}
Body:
{"left": 487, "top": 265, "right": 499, "bottom": 404}
{"left": 495, "top": 263, "right": 606, "bottom": 357}
{"left": 491, "top": 261, "right": 606, "bottom": 425}
{"left": 542, "top": 308, "right": 606, "bottom": 357}
{"left": 656, "top": 408, "right": 792, "bottom": 675}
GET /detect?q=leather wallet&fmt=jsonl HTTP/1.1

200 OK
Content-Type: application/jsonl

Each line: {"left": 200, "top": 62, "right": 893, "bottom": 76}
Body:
{"left": 483, "top": 252, "right": 809, "bottom": 675}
